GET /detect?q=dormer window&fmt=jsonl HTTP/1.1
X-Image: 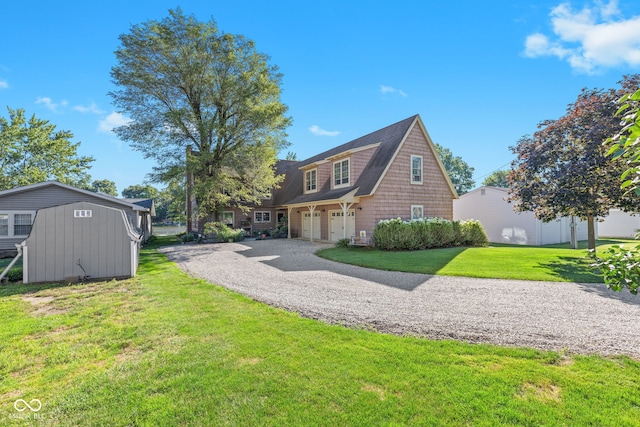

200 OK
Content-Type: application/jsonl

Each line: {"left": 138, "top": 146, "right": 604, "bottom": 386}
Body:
{"left": 333, "top": 159, "right": 350, "bottom": 188}
{"left": 305, "top": 169, "right": 317, "bottom": 193}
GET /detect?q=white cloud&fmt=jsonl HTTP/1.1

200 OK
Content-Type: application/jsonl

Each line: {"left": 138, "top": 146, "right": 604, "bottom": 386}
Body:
{"left": 74, "top": 102, "right": 105, "bottom": 114}
{"left": 309, "top": 125, "right": 340, "bottom": 137}
{"left": 380, "top": 85, "right": 408, "bottom": 97}
{"left": 0, "top": 80, "right": 7, "bottom": 89}
{"left": 35, "top": 97, "right": 68, "bottom": 112}
{"left": 524, "top": 1, "right": 640, "bottom": 73}
{"left": 98, "top": 111, "right": 131, "bottom": 133}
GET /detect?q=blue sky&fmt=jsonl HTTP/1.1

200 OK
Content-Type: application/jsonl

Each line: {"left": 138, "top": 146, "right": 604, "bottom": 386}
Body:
{"left": 2, "top": 0, "right": 639, "bottom": 195}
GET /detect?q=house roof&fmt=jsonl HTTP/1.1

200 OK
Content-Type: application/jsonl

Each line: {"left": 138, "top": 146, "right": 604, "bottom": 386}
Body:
{"left": 273, "top": 114, "right": 457, "bottom": 206}
{"left": 0, "top": 181, "right": 149, "bottom": 212}
{"left": 122, "top": 198, "right": 156, "bottom": 216}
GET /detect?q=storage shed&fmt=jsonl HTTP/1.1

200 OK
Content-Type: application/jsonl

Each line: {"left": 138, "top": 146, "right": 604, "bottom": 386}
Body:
{"left": 19, "top": 201, "right": 142, "bottom": 283}
{"left": 454, "top": 186, "right": 589, "bottom": 246}
{"left": 598, "top": 209, "right": 640, "bottom": 238}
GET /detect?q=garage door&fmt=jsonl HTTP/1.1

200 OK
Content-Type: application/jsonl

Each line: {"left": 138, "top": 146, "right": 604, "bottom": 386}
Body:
{"left": 302, "top": 212, "right": 321, "bottom": 240}
{"left": 329, "top": 210, "right": 355, "bottom": 241}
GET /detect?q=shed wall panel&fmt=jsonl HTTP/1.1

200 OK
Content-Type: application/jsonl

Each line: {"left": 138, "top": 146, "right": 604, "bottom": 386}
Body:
{"left": 23, "top": 202, "right": 137, "bottom": 283}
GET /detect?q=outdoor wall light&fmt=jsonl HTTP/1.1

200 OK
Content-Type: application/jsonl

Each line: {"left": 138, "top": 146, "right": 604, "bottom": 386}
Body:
{"left": 357, "top": 207, "right": 363, "bottom": 210}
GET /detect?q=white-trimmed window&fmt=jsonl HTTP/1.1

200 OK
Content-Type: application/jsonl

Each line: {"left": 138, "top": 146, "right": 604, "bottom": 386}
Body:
{"left": 411, "top": 205, "right": 424, "bottom": 220}
{"left": 0, "top": 214, "right": 8, "bottom": 236}
{"left": 254, "top": 211, "right": 271, "bottom": 223}
{"left": 0, "top": 211, "right": 34, "bottom": 238}
{"left": 305, "top": 169, "right": 317, "bottom": 193}
{"left": 411, "top": 155, "right": 423, "bottom": 184}
{"left": 222, "top": 211, "right": 234, "bottom": 226}
{"left": 333, "top": 158, "right": 350, "bottom": 188}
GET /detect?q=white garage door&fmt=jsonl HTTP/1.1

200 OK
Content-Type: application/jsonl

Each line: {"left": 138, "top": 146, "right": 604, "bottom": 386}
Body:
{"left": 302, "top": 212, "right": 321, "bottom": 240}
{"left": 329, "top": 210, "right": 355, "bottom": 241}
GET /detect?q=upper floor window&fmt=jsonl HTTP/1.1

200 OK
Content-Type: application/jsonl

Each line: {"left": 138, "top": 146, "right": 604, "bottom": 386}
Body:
{"left": 305, "top": 169, "right": 317, "bottom": 193}
{"left": 411, "top": 155, "right": 423, "bottom": 184}
{"left": 333, "top": 159, "right": 350, "bottom": 188}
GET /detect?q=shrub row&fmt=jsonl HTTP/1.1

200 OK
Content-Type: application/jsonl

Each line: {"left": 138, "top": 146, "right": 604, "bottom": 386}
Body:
{"left": 373, "top": 217, "right": 488, "bottom": 251}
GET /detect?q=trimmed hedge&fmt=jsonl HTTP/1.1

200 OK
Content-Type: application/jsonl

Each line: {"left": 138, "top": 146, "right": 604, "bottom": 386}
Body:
{"left": 373, "top": 217, "right": 488, "bottom": 251}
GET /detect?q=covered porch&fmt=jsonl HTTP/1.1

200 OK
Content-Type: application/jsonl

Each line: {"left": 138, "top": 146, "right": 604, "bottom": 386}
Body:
{"left": 284, "top": 189, "right": 361, "bottom": 242}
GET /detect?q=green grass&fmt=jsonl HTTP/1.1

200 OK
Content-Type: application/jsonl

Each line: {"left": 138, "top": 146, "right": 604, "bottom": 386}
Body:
{"left": 1, "top": 236, "right": 639, "bottom": 425}
{"left": 317, "top": 239, "right": 639, "bottom": 283}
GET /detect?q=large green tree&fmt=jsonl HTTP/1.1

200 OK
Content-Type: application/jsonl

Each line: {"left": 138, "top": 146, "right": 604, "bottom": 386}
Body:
{"left": 110, "top": 9, "right": 290, "bottom": 229}
{"left": 122, "top": 184, "right": 158, "bottom": 199}
{"left": 482, "top": 170, "right": 510, "bottom": 188}
{"left": 0, "top": 107, "right": 93, "bottom": 190}
{"left": 510, "top": 76, "right": 639, "bottom": 252}
{"left": 434, "top": 143, "right": 475, "bottom": 195}
{"left": 87, "top": 179, "right": 118, "bottom": 197}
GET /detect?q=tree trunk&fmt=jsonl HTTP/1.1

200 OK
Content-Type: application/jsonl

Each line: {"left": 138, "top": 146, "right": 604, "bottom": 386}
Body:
{"left": 587, "top": 214, "right": 596, "bottom": 254}
{"left": 570, "top": 215, "right": 578, "bottom": 249}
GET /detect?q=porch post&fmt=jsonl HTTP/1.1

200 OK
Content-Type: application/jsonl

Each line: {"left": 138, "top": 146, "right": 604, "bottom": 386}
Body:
{"left": 308, "top": 205, "right": 316, "bottom": 242}
{"left": 287, "top": 207, "right": 292, "bottom": 239}
{"left": 339, "top": 202, "right": 353, "bottom": 240}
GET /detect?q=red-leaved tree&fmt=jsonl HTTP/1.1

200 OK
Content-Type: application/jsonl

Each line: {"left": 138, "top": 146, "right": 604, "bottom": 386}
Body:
{"left": 509, "top": 75, "right": 640, "bottom": 253}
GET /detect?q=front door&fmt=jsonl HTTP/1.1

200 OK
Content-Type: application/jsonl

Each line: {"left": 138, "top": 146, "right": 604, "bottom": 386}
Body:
{"left": 329, "top": 210, "right": 355, "bottom": 241}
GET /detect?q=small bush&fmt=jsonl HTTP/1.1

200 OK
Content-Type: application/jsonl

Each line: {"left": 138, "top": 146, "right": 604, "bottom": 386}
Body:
{"left": 5, "top": 266, "right": 23, "bottom": 282}
{"left": 335, "top": 238, "right": 350, "bottom": 248}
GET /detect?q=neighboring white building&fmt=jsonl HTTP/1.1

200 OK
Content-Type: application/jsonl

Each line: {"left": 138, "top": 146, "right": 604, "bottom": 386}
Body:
{"left": 453, "top": 186, "right": 589, "bottom": 246}
{"left": 599, "top": 209, "right": 640, "bottom": 238}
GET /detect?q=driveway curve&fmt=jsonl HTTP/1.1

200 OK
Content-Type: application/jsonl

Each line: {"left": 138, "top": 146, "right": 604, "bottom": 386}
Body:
{"left": 160, "top": 239, "right": 640, "bottom": 358}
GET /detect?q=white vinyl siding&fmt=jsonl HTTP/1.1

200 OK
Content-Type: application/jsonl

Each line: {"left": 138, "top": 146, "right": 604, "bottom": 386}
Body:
{"left": 305, "top": 169, "right": 317, "bottom": 193}
{"left": 411, "top": 155, "right": 423, "bottom": 184}
{"left": 333, "top": 159, "right": 350, "bottom": 188}
{"left": 254, "top": 211, "right": 271, "bottom": 223}
{"left": 411, "top": 205, "right": 424, "bottom": 220}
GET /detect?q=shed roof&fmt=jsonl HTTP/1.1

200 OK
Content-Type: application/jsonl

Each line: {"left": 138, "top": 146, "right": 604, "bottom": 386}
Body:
{"left": 0, "top": 181, "right": 149, "bottom": 211}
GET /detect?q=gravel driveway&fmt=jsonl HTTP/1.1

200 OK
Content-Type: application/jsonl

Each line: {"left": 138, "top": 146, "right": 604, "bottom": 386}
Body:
{"left": 160, "top": 239, "right": 640, "bottom": 358}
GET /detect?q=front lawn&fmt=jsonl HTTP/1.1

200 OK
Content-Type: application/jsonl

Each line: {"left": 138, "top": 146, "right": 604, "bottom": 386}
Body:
{"left": 316, "top": 239, "right": 638, "bottom": 282}
{"left": 1, "top": 237, "right": 639, "bottom": 425}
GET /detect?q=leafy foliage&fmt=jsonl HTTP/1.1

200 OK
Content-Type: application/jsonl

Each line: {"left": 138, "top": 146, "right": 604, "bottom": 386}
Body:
{"left": 459, "top": 219, "right": 489, "bottom": 247}
{"left": 606, "top": 87, "right": 640, "bottom": 193}
{"left": 482, "top": 170, "right": 510, "bottom": 188}
{"left": 593, "top": 85, "right": 640, "bottom": 294}
{"left": 509, "top": 76, "right": 640, "bottom": 251}
{"left": 110, "top": 8, "right": 291, "bottom": 219}
{"left": 203, "top": 221, "right": 244, "bottom": 242}
{"left": 87, "top": 179, "right": 118, "bottom": 196}
{"left": 434, "top": 143, "right": 475, "bottom": 195}
{"left": 591, "top": 245, "right": 640, "bottom": 294}
{"left": 122, "top": 184, "right": 158, "bottom": 199}
{"left": 373, "top": 217, "right": 487, "bottom": 251}
{"left": 0, "top": 107, "right": 94, "bottom": 190}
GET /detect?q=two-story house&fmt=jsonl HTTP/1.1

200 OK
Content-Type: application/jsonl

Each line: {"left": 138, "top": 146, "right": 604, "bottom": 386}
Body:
{"left": 221, "top": 114, "right": 458, "bottom": 242}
